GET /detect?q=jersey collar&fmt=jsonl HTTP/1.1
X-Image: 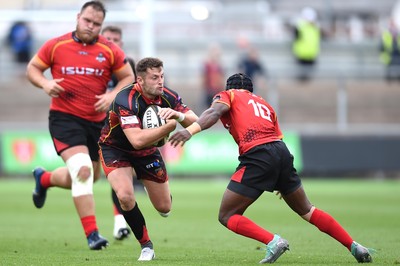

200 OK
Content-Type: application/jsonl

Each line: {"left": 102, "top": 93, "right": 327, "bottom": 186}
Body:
{"left": 72, "top": 31, "right": 98, "bottom": 45}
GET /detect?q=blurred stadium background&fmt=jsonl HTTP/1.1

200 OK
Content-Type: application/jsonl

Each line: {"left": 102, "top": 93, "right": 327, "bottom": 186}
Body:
{"left": 0, "top": 0, "right": 400, "bottom": 178}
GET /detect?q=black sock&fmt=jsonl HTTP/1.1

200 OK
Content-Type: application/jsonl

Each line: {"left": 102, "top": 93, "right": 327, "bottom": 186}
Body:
{"left": 122, "top": 202, "right": 152, "bottom": 248}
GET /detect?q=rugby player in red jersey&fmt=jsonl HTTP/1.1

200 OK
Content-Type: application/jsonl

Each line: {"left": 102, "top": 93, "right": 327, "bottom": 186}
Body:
{"left": 26, "top": 1, "right": 135, "bottom": 250}
{"left": 169, "top": 73, "right": 374, "bottom": 264}
{"left": 98, "top": 57, "right": 198, "bottom": 261}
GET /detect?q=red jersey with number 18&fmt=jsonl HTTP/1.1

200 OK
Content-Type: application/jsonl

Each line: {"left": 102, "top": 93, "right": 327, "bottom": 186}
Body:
{"left": 214, "top": 89, "right": 283, "bottom": 155}
{"left": 36, "top": 31, "right": 127, "bottom": 122}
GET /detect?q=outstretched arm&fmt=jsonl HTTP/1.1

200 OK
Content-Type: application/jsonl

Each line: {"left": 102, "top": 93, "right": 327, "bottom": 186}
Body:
{"left": 169, "top": 102, "right": 229, "bottom": 147}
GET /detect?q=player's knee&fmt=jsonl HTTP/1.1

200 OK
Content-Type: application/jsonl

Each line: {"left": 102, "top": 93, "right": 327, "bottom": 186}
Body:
{"left": 66, "top": 153, "right": 93, "bottom": 197}
{"left": 158, "top": 210, "right": 171, "bottom": 217}
{"left": 218, "top": 212, "right": 229, "bottom": 226}
{"left": 118, "top": 191, "right": 135, "bottom": 211}
{"left": 301, "top": 206, "right": 315, "bottom": 221}
{"left": 156, "top": 205, "right": 171, "bottom": 215}
{"left": 155, "top": 203, "right": 171, "bottom": 215}
{"left": 77, "top": 165, "right": 91, "bottom": 181}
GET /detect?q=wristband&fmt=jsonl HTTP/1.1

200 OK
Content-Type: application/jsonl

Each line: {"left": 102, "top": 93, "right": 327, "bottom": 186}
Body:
{"left": 186, "top": 122, "right": 202, "bottom": 136}
{"left": 176, "top": 112, "right": 185, "bottom": 122}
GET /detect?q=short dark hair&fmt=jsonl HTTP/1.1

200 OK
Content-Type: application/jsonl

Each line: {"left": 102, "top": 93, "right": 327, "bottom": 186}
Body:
{"left": 101, "top": 25, "right": 122, "bottom": 35}
{"left": 136, "top": 57, "right": 163, "bottom": 76}
{"left": 81, "top": 1, "right": 107, "bottom": 18}
{"left": 225, "top": 73, "right": 253, "bottom": 92}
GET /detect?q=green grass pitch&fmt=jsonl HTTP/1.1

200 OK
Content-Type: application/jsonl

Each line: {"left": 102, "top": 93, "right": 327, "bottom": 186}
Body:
{"left": 0, "top": 177, "right": 399, "bottom": 265}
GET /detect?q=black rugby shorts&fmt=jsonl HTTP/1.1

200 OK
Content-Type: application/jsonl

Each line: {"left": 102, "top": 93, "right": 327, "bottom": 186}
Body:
{"left": 227, "top": 141, "right": 302, "bottom": 199}
{"left": 99, "top": 144, "right": 168, "bottom": 183}
{"left": 49, "top": 110, "right": 103, "bottom": 160}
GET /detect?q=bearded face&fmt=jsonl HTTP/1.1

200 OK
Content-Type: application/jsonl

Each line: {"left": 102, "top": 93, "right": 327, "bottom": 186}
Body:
{"left": 75, "top": 6, "right": 104, "bottom": 44}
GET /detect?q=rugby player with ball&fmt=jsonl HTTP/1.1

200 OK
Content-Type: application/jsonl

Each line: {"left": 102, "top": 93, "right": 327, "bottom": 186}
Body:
{"left": 98, "top": 57, "right": 198, "bottom": 261}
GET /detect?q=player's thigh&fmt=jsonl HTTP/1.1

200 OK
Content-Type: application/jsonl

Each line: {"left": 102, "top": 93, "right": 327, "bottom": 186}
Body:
{"left": 92, "top": 161, "right": 102, "bottom": 181}
{"left": 220, "top": 187, "right": 256, "bottom": 217}
{"left": 60, "top": 145, "right": 89, "bottom": 161}
{"left": 108, "top": 167, "right": 134, "bottom": 197}
{"left": 142, "top": 180, "right": 171, "bottom": 209}
{"left": 282, "top": 185, "right": 312, "bottom": 216}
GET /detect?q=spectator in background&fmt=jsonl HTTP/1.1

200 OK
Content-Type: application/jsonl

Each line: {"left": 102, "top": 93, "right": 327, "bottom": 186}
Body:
{"left": 202, "top": 43, "right": 225, "bottom": 108}
{"left": 379, "top": 18, "right": 400, "bottom": 81}
{"left": 292, "top": 7, "right": 321, "bottom": 81}
{"left": 237, "top": 46, "right": 267, "bottom": 93}
{"left": 238, "top": 46, "right": 266, "bottom": 80}
{"left": 6, "top": 21, "right": 33, "bottom": 64}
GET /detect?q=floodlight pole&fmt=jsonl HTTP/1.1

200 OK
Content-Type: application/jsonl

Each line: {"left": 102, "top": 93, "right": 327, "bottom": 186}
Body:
{"left": 139, "top": 0, "right": 156, "bottom": 57}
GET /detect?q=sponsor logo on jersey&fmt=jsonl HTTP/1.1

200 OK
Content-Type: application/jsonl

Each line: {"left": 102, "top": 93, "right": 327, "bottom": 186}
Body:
{"left": 96, "top": 53, "right": 106, "bottom": 62}
{"left": 61, "top": 66, "right": 104, "bottom": 76}
{"left": 146, "top": 160, "right": 161, "bottom": 169}
{"left": 121, "top": 115, "right": 139, "bottom": 125}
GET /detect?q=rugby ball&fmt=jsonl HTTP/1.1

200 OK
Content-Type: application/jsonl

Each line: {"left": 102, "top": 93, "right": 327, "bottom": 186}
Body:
{"left": 142, "top": 105, "right": 168, "bottom": 147}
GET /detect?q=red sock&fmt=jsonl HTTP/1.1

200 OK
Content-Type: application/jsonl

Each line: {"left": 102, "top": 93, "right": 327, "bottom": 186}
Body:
{"left": 113, "top": 204, "right": 120, "bottom": 216}
{"left": 309, "top": 208, "right": 353, "bottom": 250}
{"left": 40, "top": 171, "right": 52, "bottom": 188}
{"left": 227, "top": 214, "right": 275, "bottom": 244}
{"left": 81, "top": 215, "right": 98, "bottom": 237}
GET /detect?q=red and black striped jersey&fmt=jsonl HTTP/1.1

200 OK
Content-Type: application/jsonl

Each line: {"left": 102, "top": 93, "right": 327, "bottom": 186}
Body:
{"left": 36, "top": 31, "right": 127, "bottom": 122}
{"left": 214, "top": 89, "right": 283, "bottom": 155}
{"left": 99, "top": 82, "right": 190, "bottom": 155}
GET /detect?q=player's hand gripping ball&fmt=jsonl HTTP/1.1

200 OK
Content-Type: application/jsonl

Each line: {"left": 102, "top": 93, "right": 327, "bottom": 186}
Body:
{"left": 142, "top": 105, "right": 168, "bottom": 147}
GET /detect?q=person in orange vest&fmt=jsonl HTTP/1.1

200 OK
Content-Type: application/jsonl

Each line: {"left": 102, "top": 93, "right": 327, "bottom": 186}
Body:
{"left": 379, "top": 18, "right": 400, "bottom": 81}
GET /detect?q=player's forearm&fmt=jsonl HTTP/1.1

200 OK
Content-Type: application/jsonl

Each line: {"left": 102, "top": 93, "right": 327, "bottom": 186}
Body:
{"left": 127, "top": 122, "right": 175, "bottom": 149}
{"left": 197, "top": 108, "right": 220, "bottom": 131}
{"left": 179, "top": 111, "right": 199, "bottom": 128}
{"left": 185, "top": 108, "right": 219, "bottom": 136}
